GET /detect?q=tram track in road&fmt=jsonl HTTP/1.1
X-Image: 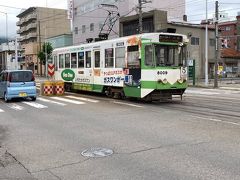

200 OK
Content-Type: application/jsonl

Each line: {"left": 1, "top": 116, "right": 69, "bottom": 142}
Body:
{"left": 151, "top": 98, "right": 240, "bottom": 123}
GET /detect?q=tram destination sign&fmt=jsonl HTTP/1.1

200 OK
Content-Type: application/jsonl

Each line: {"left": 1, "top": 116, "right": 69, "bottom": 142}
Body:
{"left": 159, "top": 35, "right": 183, "bottom": 43}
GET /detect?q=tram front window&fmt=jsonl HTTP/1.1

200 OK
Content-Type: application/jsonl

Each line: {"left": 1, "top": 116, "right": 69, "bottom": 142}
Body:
{"left": 154, "top": 44, "right": 185, "bottom": 67}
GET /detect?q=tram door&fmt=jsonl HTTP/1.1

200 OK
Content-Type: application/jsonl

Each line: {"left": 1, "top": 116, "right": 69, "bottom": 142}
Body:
{"left": 93, "top": 50, "right": 101, "bottom": 92}
{"left": 127, "top": 45, "right": 141, "bottom": 86}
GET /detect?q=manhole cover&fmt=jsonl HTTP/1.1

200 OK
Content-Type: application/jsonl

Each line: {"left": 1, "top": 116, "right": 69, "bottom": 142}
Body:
{"left": 81, "top": 147, "right": 113, "bottom": 158}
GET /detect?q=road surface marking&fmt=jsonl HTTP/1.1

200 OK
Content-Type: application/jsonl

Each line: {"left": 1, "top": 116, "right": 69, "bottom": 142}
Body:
{"left": 190, "top": 115, "right": 240, "bottom": 127}
{"left": 185, "top": 90, "right": 220, "bottom": 95}
{"left": 7, "top": 103, "right": 24, "bottom": 111}
{"left": 50, "top": 97, "right": 85, "bottom": 105}
{"left": 22, "top": 102, "right": 48, "bottom": 109}
{"left": 0, "top": 108, "right": 4, "bottom": 112}
{"left": 113, "top": 101, "right": 143, "bottom": 108}
{"left": 38, "top": 97, "right": 66, "bottom": 106}
{"left": 65, "top": 95, "right": 99, "bottom": 103}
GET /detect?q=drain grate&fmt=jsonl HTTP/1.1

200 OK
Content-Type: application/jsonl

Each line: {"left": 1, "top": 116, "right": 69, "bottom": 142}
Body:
{"left": 81, "top": 147, "right": 113, "bottom": 158}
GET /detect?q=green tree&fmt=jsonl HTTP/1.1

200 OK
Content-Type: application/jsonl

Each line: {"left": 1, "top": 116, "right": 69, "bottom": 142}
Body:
{"left": 37, "top": 42, "right": 53, "bottom": 76}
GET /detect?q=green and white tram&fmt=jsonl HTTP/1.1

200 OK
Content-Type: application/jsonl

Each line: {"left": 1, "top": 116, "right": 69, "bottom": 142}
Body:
{"left": 52, "top": 32, "right": 189, "bottom": 101}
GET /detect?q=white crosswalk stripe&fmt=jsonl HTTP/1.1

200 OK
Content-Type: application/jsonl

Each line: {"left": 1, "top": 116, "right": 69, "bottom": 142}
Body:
{"left": 65, "top": 95, "right": 99, "bottom": 103}
{"left": 22, "top": 102, "right": 48, "bottom": 109}
{"left": 50, "top": 97, "right": 85, "bottom": 105}
{"left": 37, "top": 97, "right": 66, "bottom": 106}
{"left": 7, "top": 103, "right": 24, "bottom": 111}
{"left": 0, "top": 108, "right": 4, "bottom": 113}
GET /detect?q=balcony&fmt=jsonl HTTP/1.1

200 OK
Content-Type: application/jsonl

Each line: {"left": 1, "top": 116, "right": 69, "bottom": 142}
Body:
{"left": 26, "top": 13, "right": 37, "bottom": 22}
{"left": 27, "top": 32, "right": 37, "bottom": 39}
{"left": 16, "top": 21, "right": 21, "bottom": 26}
{"left": 27, "top": 23, "right": 37, "bottom": 31}
{"left": 17, "top": 29, "right": 21, "bottom": 34}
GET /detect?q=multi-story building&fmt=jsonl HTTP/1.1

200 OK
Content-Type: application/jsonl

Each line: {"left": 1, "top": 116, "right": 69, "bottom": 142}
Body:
{"left": 16, "top": 7, "right": 71, "bottom": 75}
{"left": 72, "top": 0, "right": 185, "bottom": 44}
{"left": 0, "top": 41, "right": 21, "bottom": 71}
{"left": 219, "top": 14, "right": 240, "bottom": 77}
{"left": 219, "top": 20, "right": 238, "bottom": 50}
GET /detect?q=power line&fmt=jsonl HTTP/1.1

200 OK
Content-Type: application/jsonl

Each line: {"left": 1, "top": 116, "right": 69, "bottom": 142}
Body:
{"left": 0, "top": 4, "right": 24, "bottom": 10}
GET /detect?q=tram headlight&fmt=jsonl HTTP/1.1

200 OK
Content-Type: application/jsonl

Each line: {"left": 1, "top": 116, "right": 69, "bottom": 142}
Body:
{"left": 158, "top": 78, "right": 168, "bottom": 84}
{"left": 178, "top": 78, "right": 183, "bottom": 83}
{"left": 177, "top": 78, "right": 186, "bottom": 84}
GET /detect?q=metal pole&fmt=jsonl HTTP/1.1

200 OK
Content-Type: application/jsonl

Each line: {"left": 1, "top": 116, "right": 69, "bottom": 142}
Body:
{"left": 45, "top": 28, "right": 48, "bottom": 78}
{"left": 15, "top": 37, "right": 18, "bottom": 70}
{"left": 138, "top": 0, "right": 143, "bottom": 34}
{"left": 205, "top": 0, "right": 208, "bottom": 86}
{"left": 214, "top": 1, "right": 219, "bottom": 88}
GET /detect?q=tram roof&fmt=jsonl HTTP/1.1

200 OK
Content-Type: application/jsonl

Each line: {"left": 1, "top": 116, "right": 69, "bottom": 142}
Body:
{"left": 53, "top": 32, "right": 188, "bottom": 53}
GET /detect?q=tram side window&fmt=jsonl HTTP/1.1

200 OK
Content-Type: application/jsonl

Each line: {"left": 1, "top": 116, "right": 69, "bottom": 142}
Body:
{"left": 65, "top": 53, "right": 70, "bottom": 68}
{"left": 145, "top": 45, "right": 154, "bottom": 66}
{"left": 86, "top": 51, "right": 91, "bottom": 68}
{"left": 105, "top": 48, "right": 114, "bottom": 68}
{"left": 127, "top": 45, "right": 139, "bottom": 68}
{"left": 115, "top": 47, "right": 125, "bottom": 68}
{"left": 78, "top": 52, "right": 84, "bottom": 68}
{"left": 71, "top": 52, "right": 77, "bottom": 68}
{"left": 54, "top": 55, "right": 58, "bottom": 71}
{"left": 59, "top": 54, "right": 65, "bottom": 68}
{"left": 94, "top": 51, "right": 100, "bottom": 68}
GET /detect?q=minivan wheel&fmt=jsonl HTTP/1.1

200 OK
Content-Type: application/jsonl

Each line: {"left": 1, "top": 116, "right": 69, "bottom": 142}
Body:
{"left": 4, "top": 93, "right": 9, "bottom": 103}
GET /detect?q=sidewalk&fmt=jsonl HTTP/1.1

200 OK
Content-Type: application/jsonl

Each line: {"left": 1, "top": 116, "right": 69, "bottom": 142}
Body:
{"left": 188, "top": 78, "right": 240, "bottom": 91}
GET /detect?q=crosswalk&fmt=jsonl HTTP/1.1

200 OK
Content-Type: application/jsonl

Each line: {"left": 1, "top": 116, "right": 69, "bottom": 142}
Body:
{"left": 0, "top": 95, "right": 99, "bottom": 113}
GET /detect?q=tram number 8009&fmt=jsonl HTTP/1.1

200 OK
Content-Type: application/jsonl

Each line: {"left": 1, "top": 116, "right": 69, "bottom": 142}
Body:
{"left": 157, "top": 71, "right": 168, "bottom": 75}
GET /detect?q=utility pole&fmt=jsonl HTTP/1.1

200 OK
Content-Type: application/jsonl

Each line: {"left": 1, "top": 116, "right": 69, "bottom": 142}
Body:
{"left": 214, "top": 1, "right": 219, "bottom": 88}
{"left": 205, "top": 0, "right": 208, "bottom": 86}
{"left": 137, "top": 0, "right": 151, "bottom": 34}
{"left": 138, "top": 0, "right": 143, "bottom": 34}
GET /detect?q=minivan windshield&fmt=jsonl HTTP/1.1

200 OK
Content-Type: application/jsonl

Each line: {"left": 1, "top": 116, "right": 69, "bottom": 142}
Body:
{"left": 9, "top": 71, "right": 33, "bottom": 82}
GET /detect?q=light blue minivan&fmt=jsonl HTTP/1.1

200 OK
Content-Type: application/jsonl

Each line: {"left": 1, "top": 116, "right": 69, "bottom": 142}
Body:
{"left": 0, "top": 70, "right": 37, "bottom": 102}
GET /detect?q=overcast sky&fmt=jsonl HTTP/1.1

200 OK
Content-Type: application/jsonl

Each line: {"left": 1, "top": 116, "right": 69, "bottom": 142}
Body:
{"left": 0, "top": 0, "right": 240, "bottom": 39}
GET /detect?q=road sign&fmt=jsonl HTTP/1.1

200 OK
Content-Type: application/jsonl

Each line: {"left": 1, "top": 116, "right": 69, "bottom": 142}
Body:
{"left": 188, "top": 59, "right": 195, "bottom": 86}
{"left": 48, "top": 63, "right": 55, "bottom": 77}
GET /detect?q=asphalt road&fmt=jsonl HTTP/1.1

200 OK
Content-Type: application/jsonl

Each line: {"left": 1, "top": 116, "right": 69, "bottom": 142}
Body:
{"left": 0, "top": 87, "right": 240, "bottom": 180}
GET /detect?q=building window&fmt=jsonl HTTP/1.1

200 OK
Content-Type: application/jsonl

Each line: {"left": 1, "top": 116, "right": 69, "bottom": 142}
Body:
{"left": 82, "top": 25, "right": 86, "bottom": 33}
{"left": 225, "top": 26, "right": 231, "bottom": 31}
{"left": 209, "top": 39, "right": 215, "bottom": 46}
{"left": 90, "top": 23, "right": 94, "bottom": 32}
{"left": 74, "top": 7, "right": 77, "bottom": 16}
{"left": 99, "top": 22, "right": 104, "bottom": 30}
{"left": 191, "top": 37, "right": 199, "bottom": 45}
{"left": 74, "top": 27, "right": 78, "bottom": 34}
